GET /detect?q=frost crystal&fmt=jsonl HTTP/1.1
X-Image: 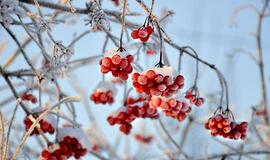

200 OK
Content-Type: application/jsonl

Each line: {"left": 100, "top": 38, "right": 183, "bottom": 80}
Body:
{"left": 33, "top": 16, "right": 53, "bottom": 32}
{"left": 43, "top": 42, "right": 73, "bottom": 81}
{"left": 85, "top": 0, "right": 110, "bottom": 31}
{"left": 0, "top": 0, "right": 24, "bottom": 27}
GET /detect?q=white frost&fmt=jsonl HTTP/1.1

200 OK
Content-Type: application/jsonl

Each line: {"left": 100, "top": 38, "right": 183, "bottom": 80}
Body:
{"left": 57, "top": 127, "right": 91, "bottom": 150}
{"left": 95, "top": 81, "right": 117, "bottom": 95}
{"left": 143, "top": 66, "right": 177, "bottom": 77}
{"left": 104, "top": 48, "right": 129, "bottom": 58}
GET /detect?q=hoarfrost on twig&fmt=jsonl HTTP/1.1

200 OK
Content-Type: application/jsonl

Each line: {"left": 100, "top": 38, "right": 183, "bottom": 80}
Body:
{"left": 84, "top": 0, "right": 110, "bottom": 31}
{"left": 0, "top": 0, "right": 25, "bottom": 27}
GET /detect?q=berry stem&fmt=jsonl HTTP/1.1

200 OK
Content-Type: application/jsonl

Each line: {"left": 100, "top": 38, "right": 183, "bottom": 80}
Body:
{"left": 119, "top": 0, "right": 128, "bottom": 50}
{"left": 146, "top": 0, "right": 155, "bottom": 26}
{"left": 158, "top": 119, "right": 190, "bottom": 160}
{"left": 155, "top": 22, "right": 164, "bottom": 67}
{"left": 0, "top": 67, "right": 30, "bottom": 114}
{"left": 182, "top": 46, "right": 199, "bottom": 89}
{"left": 178, "top": 49, "right": 184, "bottom": 73}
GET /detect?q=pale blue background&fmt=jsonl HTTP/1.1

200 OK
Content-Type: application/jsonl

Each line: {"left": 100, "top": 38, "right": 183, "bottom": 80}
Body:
{"left": 0, "top": 0, "right": 270, "bottom": 159}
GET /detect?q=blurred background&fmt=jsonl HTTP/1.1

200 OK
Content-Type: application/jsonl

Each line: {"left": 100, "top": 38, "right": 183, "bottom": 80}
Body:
{"left": 0, "top": 0, "right": 270, "bottom": 159}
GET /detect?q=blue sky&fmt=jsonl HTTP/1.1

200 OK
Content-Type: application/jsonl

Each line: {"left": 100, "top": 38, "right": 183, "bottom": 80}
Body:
{"left": 0, "top": 0, "right": 270, "bottom": 159}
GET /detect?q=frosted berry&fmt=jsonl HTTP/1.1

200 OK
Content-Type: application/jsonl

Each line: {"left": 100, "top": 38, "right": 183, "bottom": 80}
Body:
{"left": 132, "top": 67, "right": 185, "bottom": 97}
{"left": 131, "top": 25, "right": 154, "bottom": 42}
{"left": 100, "top": 50, "right": 134, "bottom": 80}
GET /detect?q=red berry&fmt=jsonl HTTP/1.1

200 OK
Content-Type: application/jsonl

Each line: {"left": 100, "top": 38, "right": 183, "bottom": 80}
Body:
{"left": 195, "top": 98, "right": 204, "bottom": 107}
{"left": 223, "top": 126, "right": 231, "bottom": 133}
{"left": 101, "top": 57, "right": 112, "bottom": 67}
{"left": 126, "top": 55, "right": 134, "bottom": 63}
{"left": 131, "top": 30, "right": 139, "bottom": 39}
{"left": 164, "top": 76, "right": 173, "bottom": 86}
{"left": 124, "top": 64, "right": 133, "bottom": 74}
{"left": 132, "top": 73, "right": 140, "bottom": 82}
{"left": 41, "top": 150, "right": 51, "bottom": 158}
{"left": 119, "top": 59, "right": 128, "bottom": 68}
{"left": 110, "top": 64, "right": 119, "bottom": 71}
{"left": 146, "top": 49, "right": 156, "bottom": 55}
{"left": 107, "top": 116, "right": 115, "bottom": 125}
{"left": 112, "top": 54, "right": 122, "bottom": 65}
{"left": 140, "top": 36, "right": 150, "bottom": 42}
{"left": 145, "top": 26, "right": 154, "bottom": 34}
{"left": 41, "top": 121, "right": 50, "bottom": 131}
{"left": 138, "top": 75, "right": 148, "bottom": 85}
{"left": 178, "top": 112, "right": 186, "bottom": 121}
{"left": 151, "top": 97, "right": 161, "bottom": 108}
{"left": 155, "top": 74, "right": 164, "bottom": 83}
{"left": 118, "top": 72, "right": 128, "bottom": 80}
{"left": 150, "top": 88, "right": 161, "bottom": 96}
{"left": 157, "top": 83, "right": 167, "bottom": 92}
{"left": 138, "top": 29, "right": 148, "bottom": 38}
{"left": 175, "top": 75, "right": 184, "bottom": 86}
{"left": 146, "top": 70, "right": 156, "bottom": 79}
{"left": 101, "top": 65, "right": 110, "bottom": 73}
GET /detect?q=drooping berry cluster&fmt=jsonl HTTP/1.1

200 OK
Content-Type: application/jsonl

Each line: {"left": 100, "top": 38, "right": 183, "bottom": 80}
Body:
{"left": 205, "top": 114, "right": 248, "bottom": 140}
{"left": 134, "top": 134, "right": 153, "bottom": 144}
{"left": 107, "top": 96, "right": 159, "bottom": 134}
{"left": 150, "top": 96, "right": 191, "bottom": 121}
{"left": 24, "top": 115, "right": 55, "bottom": 135}
{"left": 90, "top": 90, "right": 114, "bottom": 104}
{"left": 91, "top": 143, "right": 100, "bottom": 153}
{"left": 146, "top": 49, "right": 156, "bottom": 55}
{"left": 90, "top": 81, "right": 117, "bottom": 105}
{"left": 185, "top": 90, "right": 204, "bottom": 107}
{"left": 40, "top": 136, "right": 87, "bottom": 160}
{"left": 107, "top": 108, "right": 134, "bottom": 134}
{"left": 111, "top": 0, "right": 120, "bottom": 6}
{"left": 125, "top": 96, "right": 159, "bottom": 119}
{"left": 21, "top": 93, "right": 37, "bottom": 104}
{"left": 131, "top": 25, "right": 154, "bottom": 42}
{"left": 100, "top": 49, "right": 134, "bottom": 80}
{"left": 132, "top": 67, "right": 184, "bottom": 97}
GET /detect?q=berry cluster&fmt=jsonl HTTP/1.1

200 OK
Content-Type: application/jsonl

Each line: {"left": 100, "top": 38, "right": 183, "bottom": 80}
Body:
{"left": 134, "top": 134, "right": 153, "bottom": 144}
{"left": 100, "top": 49, "right": 134, "bottom": 80}
{"left": 24, "top": 115, "right": 55, "bottom": 135}
{"left": 107, "top": 96, "right": 159, "bottom": 134}
{"left": 40, "top": 136, "right": 87, "bottom": 160}
{"left": 131, "top": 25, "right": 154, "bottom": 42}
{"left": 205, "top": 114, "right": 248, "bottom": 140}
{"left": 90, "top": 90, "right": 114, "bottom": 105}
{"left": 90, "top": 81, "right": 117, "bottom": 105}
{"left": 146, "top": 49, "right": 156, "bottom": 55}
{"left": 91, "top": 143, "right": 100, "bottom": 153}
{"left": 125, "top": 96, "right": 159, "bottom": 119}
{"left": 111, "top": 0, "right": 120, "bottom": 6}
{"left": 107, "top": 108, "right": 134, "bottom": 134}
{"left": 185, "top": 90, "right": 204, "bottom": 107}
{"left": 21, "top": 93, "right": 37, "bottom": 104}
{"left": 150, "top": 96, "right": 191, "bottom": 121}
{"left": 132, "top": 67, "right": 184, "bottom": 97}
